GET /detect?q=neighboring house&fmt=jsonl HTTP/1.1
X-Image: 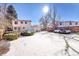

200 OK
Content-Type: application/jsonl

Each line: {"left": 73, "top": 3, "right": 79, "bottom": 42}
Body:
{"left": 58, "top": 21, "right": 79, "bottom": 27}
{"left": 57, "top": 21, "right": 79, "bottom": 32}
{"left": 32, "top": 25, "right": 41, "bottom": 32}
{"left": 12, "top": 20, "right": 32, "bottom": 32}
{"left": 46, "top": 20, "right": 79, "bottom": 32}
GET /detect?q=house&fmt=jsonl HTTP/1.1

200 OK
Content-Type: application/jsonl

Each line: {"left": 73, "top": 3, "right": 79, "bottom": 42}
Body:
{"left": 57, "top": 21, "right": 79, "bottom": 32}
{"left": 32, "top": 25, "right": 41, "bottom": 32}
{"left": 12, "top": 20, "right": 32, "bottom": 32}
{"left": 46, "top": 20, "right": 79, "bottom": 32}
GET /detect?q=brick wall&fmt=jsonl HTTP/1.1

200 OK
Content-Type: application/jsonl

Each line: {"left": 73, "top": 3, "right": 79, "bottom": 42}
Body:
{"left": 69, "top": 26, "right": 79, "bottom": 32}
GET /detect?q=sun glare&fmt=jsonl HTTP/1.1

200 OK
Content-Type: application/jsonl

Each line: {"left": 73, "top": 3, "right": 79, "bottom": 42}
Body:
{"left": 43, "top": 6, "right": 49, "bottom": 14}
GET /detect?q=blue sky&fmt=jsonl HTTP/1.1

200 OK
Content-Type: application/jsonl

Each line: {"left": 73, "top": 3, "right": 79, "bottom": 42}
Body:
{"left": 6, "top": 3, "right": 79, "bottom": 25}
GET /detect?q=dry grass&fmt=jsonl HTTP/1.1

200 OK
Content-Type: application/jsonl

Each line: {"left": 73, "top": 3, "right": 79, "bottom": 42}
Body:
{"left": 0, "top": 46, "right": 9, "bottom": 55}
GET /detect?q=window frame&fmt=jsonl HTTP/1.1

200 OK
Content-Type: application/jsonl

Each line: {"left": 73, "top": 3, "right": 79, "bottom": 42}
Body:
{"left": 21, "top": 21, "right": 23, "bottom": 24}
{"left": 15, "top": 21, "right": 18, "bottom": 24}
{"left": 70, "top": 22, "right": 72, "bottom": 25}
{"left": 75, "top": 22, "right": 78, "bottom": 25}
{"left": 14, "top": 27, "right": 17, "bottom": 30}
{"left": 23, "top": 27, "right": 25, "bottom": 29}
{"left": 25, "top": 21, "right": 27, "bottom": 24}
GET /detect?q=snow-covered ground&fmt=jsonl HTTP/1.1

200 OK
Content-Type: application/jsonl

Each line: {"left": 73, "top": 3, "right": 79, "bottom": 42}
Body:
{"left": 3, "top": 31, "right": 79, "bottom": 56}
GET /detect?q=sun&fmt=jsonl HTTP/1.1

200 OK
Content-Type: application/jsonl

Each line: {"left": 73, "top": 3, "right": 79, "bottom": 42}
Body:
{"left": 43, "top": 6, "right": 49, "bottom": 14}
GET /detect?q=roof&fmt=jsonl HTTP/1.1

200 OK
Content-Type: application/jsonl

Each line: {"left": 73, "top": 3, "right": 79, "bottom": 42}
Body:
{"left": 13, "top": 20, "right": 32, "bottom": 22}
{"left": 32, "top": 25, "right": 40, "bottom": 28}
{"left": 59, "top": 21, "right": 79, "bottom": 22}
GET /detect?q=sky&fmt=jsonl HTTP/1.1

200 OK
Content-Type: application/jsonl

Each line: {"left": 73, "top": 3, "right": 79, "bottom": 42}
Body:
{"left": 2, "top": 3, "right": 79, "bottom": 25}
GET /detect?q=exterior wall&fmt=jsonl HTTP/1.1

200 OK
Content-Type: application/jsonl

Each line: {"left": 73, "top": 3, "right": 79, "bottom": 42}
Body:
{"left": 32, "top": 25, "right": 41, "bottom": 32}
{"left": 57, "top": 21, "right": 79, "bottom": 32}
{"left": 69, "top": 26, "right": 79, "bottom": 32}
{"left": 12, "top": 20, "right": 32, "bottom": 31}
{"left": 41, "top": 20, "right": 79, "bottom": 32}
{"left": 58, "top": 21, "right": 79, "bottom": 27}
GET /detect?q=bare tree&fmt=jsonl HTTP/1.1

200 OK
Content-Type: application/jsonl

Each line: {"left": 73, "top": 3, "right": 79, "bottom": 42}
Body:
{"left": 39, "top": 5, "right": 57, "bottom": 31}
{"left": 0, "top": 4, "right": 16, "bottom": 30}
{"left": 51, "top": 6, "right": 57, "bottom": 30}
{"left": 39, "top": 15, "right": 49, "bottom": 30}
{"left": 0, "top": 3, "right": 7, "bottom": 29}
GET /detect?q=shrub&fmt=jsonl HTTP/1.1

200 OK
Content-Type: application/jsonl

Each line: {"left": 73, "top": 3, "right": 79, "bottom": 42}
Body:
{"left": 4, "top": 31, "right": 20, "bottom": 37}
{"left": 21, "top": 32, "right": 34, "bottom": 36}
{"left": 3, "top": 33, "right": 18, "bottom": 41}
{"left": 12, "top": 31, "right": 20, "bottom": 37}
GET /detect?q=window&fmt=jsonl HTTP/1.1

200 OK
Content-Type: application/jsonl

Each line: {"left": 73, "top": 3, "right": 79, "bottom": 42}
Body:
{"left": 18, "top": 27, "right": 20, "bottom": 31}
{"left": 21, "top": 21, "right": 23, "bottom": 24}
{"left": 70, "top": 22, "right": 72, "bottom": 25}
{"left": 14, "top": 27, "right": 17, "bottom": 30}
{"left": 75, "top": 22, "right": 78, "bottom": 25}
{"left": 15, "top": 21, "right": 18, "bottom": 24}
{"left": 25, "top": 22, "right": 27, "bottom": 24}
{"left": 23, "top": 27, "right": 25, "bottom": 29}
